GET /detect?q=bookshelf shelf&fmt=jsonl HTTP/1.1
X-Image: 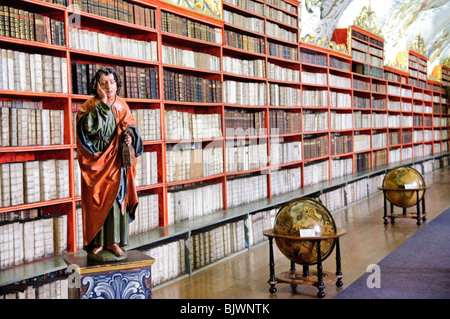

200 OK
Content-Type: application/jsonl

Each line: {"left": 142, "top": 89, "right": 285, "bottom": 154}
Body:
{"left": 0, "top": 0, "right": 449, "bottom": 292}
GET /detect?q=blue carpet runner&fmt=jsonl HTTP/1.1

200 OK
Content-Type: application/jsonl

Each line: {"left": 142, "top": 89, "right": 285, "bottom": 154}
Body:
{"left": 335, "top": 207, "right": 450, "bottom": 299}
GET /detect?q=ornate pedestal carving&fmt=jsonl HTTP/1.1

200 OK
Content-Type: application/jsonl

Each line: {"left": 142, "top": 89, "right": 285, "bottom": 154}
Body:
{"left": 64, "top": 250, "right": 155, "bottom": 299}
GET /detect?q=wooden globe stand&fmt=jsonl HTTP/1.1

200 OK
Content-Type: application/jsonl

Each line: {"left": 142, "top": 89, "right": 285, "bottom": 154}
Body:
{"left": 263, "top": 229, "right": 346, "bottom": 298}
{"left": 378, "top": 187, "right": 429, "bottom": 225}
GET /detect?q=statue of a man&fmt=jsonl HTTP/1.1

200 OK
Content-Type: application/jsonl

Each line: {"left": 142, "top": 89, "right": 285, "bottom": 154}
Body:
{"left": 76, "top": 66, "right": 143, "bottom": 260}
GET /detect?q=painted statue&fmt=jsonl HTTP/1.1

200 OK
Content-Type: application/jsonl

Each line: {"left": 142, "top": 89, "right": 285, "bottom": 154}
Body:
{"left": 76, "top": 66, "right": 143, "bottom": 261}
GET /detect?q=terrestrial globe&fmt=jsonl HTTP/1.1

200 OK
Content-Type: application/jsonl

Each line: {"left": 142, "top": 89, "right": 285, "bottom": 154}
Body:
{"left": 382, "top": 166, "right": 425, "bottom": 208}
{"left": 273, "top": 198, "right": 337, "bottom": 265}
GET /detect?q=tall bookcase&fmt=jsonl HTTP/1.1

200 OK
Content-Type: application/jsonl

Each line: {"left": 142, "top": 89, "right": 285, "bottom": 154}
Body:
{"left": 0, "top": 0, "right": 449, "bottom": 292}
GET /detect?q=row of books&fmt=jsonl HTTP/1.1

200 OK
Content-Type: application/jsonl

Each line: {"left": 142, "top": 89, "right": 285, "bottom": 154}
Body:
{"left": 330, "top": 91, "right": 351, "bottom": 108}
{"left": 330, "top": 74, "right": 351, "bottom": 89}
{"left": 223, "top": 80, "right": 266, "bottom": 106}
{"left": 227, "top": 174, "right": 267, "bottom": 208}
{"left": 135, "top": 151, "right": 158, "bottom": 187}
{"left": 372, "top": 149, "right": 387, "bottom": 167}
{"left": 0, "top": 275, "right": 68, "bottom": 299}
{"left": 372, "top": 113, "right": 388, "bottom": 128}
{"left": 191, "top": 219, "right": 246, "bottom": 270}
{"left": 331, "top": 158, "right": 352, "bottom": 179}
{"left": 166, "top": 144, "right": 223, "bottom": 182}
{"left": 0, "top": 101, "right": 64, "bottom": 147}
{"left": 345, "top": 178, "right": 368, "bottom": 205}
{"left": 130, "top": 108, "right": 161, "bottom": 141}
{"left": 354, "top": 78, "right": 370, "bottom": 91}
{"left": 163, "top": 45, "right": 220, "bottom": 72}
{"left": 224, "top": 29, "right": 265, "bottom": 54}
{"left": 223, "top": 9, "right": 264, "bottom": 35}
{"left": 167, "top": 183, "right": 223, "bottom": 225}
{"left": 270, "top": 167, "right": 301, "bottom": 196}
{"left": 73, "top": 0, "right": 157, "bottom": 29}
{"left": 354, "top": 111, "right": 371, "bottom": 129}
{"left": 266, "top": 20, "right": 297, "bottom": 42}
{"left": 247, "top": 208, "right": 277, "bottom": 246}
{"left": 225, "top": 142, "right": 267, "bottom": 173}
{"left": 267, "top": 62, "right": 299, "bottom": 82}
{"left": 269, "top": 110, "right": 301, "bottom": 135}
{"left": 303, "top": 160, "right": 329, "bottom": 186}
{"left": 70, "top": 27, "right": 158, "bottom": 62}
{"left": 140, "top": 239, "right": 185, "bottom": 287}
{"left": 0, "top": 6, "right": 65, "bottom": 45}
{"left": 71, "top": 62, "right": 159, "bottom": 99}
{"left": 372, "top": 132, "right": 387, "bottom": 149}
{"left": 225, "top": 109, "right": 265, "bottom": 137}
{"left": 161, "top": 11, "right": 222, "bottom": 44}
{"left": 330, "top": 111, "right": 352, "bottom": 130}
{"left": 163, "top": 70, "right": 222, "bottom": 103}
{"left": 303, "top": 89, "right": 328, "bottom": 107}
{"left": 331, "top": 134, "right": 352, "bottom": 156}
{"left": 270, "top": 0, "right": 298, "bottom": 13}
{"left": 301, "top": 71, "right": 327, "bottom": 85}
{"left": 269, "top": 42, "right": 298, "bottom": 62}
{"left": 303, "top": 111, "right": 328, "bottom": 132}
{"left": 354, "top": 134, "right": 371, "bottom": 152}
{"left": 301, "top": 51, "right": 327, "bottom": 67}
{"left": 129, "top": 193, "right": 159, "bottom": 236}
{"left": 303, "top": 135, "right": 328, "bottom": 159}
{"left": 330, "top": 56, "right": 351, "bottom": 72}
{"left": 0, "top": 214, "right": 67, "bottom": 270}
{"left": 269, "top": 84, "right": 301, "bottom": 107}
{"left": 270, "top": 141, "right": 302, "bottom": 166}
{"left": 353, "top": 95, "right": 370, "bottom": 109}
{"left": 319, "top": 187, "right": 345, "bottom": 212}
{"left": 223, "top": 56, "right": 265, "bottom": 78}
{"left": 165, "top": 110, "right": 222, "bottom": 140}
{"left": 0, "top": 160, "right": 69, "bottom": 208}
{"left": 0, "top": 49, "right": 68, "bottom": 93}
{"left": 225, "top": 0, "right": 264, "bottom": 17}
{"left": 355, "top": 152, "right": 370, "bottom": 172}
{"left": 265, "top": 5, "right": 297, "bottom": 27}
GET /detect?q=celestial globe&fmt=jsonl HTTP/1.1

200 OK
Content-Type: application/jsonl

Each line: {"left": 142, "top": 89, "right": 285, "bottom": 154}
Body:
{"left": 273, "top": 198, "right": 337, "bottom": 265}
{"left": 382, "top": 166, "right": 425, "bottom": 207}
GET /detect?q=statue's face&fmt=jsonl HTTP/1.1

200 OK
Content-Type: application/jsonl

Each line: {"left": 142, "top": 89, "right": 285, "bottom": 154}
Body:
{"left": 98, "top": 73, "right": 117, "bottom": 100}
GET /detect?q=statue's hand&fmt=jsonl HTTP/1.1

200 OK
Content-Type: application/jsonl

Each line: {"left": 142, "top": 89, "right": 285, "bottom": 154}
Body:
{"left": 97, "top": 82, "right": 107, "bottom": 103}
{"left": 124, "top": 132, "right": 132, "bottom": 146}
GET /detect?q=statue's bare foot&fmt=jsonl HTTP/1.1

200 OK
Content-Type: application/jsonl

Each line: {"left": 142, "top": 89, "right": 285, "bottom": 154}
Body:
{"left": 91, "top": 246, "right": 103, "bottom": 255}
{"left": 106, "top": 243, "right": 125, "bottom": 257}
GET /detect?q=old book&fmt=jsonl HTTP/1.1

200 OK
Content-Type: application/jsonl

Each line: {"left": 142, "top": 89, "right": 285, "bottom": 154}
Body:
{"left": 9, "top": 162, "right": 24, "bottom": 206}
{"left": 22, "top": 220, "right": 35, "bottom": 263}
{"left": 24, "top": 160, "right": 40, "bottom": 204}
{"left": 55, "top": 159, "right": 69, "bottom": 199}
{"left": 43, "top": 216, "right": 54, "bottom": 258}
{"left": 33, "top": 53, "right": 43, "bottom": 92}
{"left": 39, "top": 159, "right": 56, "bottom": 201}
{"left": 40, "top": 109, "right": 51, "bottom": 145}
{"left": 1, "top": 163, "right": 10, "bottom": 207}
{"left": 34, "top": 218, "right": 45, "bottom": 260}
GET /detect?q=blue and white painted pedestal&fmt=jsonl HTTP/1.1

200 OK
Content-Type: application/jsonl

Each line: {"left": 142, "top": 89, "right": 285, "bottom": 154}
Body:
{"left": 64, "top": 250, "right": 155, "bottom": 299}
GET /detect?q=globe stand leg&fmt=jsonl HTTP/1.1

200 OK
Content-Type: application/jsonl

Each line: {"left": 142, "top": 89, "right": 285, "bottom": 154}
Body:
{"left": 421, "top": 193, "right": 427, "bottom": 222}
{"left": 335, "top": 238, "right": 343, "bottom": 287}
{"left": 383, "top": 191, "right": 389, "bottom": 225}
{"left": 302, "top": 265, "right": 310, "bottom": 277}
{"left": 315, "top": 240, "right": 325, "bottom": 298}
{"left": 416, "top": 190, "right": 422, "bottom": 225}
{"left": 268, "top": 237, "right": 277, "bottom": 294}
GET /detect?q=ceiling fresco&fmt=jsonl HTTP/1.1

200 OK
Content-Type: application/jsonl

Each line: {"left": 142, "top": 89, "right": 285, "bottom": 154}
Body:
{"left": 299, "top": 0, "right": 450, "bottom": 72}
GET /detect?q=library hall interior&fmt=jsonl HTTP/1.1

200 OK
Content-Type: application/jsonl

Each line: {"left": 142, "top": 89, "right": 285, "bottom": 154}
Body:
{"left": 0, "top": 0, "right": 449, "bottom": 302}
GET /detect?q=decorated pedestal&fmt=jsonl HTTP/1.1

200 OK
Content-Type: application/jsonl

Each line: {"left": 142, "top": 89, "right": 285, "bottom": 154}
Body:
{"left": 64, "top": 250, "right": 155, "bottom": 299}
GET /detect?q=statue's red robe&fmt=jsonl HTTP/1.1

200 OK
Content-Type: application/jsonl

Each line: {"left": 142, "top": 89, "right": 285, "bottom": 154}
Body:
{"left": 76, "top": 96, "right": 139, "bottom": 247}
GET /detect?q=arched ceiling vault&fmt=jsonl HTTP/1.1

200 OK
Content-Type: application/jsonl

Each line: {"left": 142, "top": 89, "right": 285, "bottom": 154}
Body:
{"left": 300, "top": 0, "right": 450, "bottom": 72}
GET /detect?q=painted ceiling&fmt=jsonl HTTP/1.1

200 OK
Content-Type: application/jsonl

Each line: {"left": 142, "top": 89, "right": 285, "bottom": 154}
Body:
{"left": 299, "top": 0, "right": 450, "bottom": 73}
